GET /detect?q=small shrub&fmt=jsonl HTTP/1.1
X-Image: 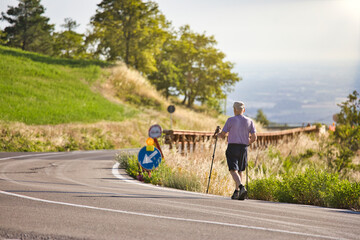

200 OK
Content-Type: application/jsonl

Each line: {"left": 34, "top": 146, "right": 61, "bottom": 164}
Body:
{"left": 123, "top": 155, "right": 141, "bottom": 179}
{"left": 327, "top": 180, "right": 360, "bottom": 210}
{"left": 275, "top": 177, "right": 295, "bottom": 203}
{"left": 288, "top": 168, "right": 336, "bottom": 206}
{"left": 248, "top": 177, "right": 279, "bottom": 201}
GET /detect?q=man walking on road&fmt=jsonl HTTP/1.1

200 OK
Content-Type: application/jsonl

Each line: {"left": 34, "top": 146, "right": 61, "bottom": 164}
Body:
{"left": 218, "top": 101, "right": 257, "bottom": 200}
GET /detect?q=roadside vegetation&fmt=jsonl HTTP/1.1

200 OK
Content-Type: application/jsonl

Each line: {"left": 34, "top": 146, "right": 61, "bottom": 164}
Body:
{"left": 117, "top": 132, "right": 360, "bottom": 211}
{"left": 117, "top": 91, "right": 360, "bottom": 211}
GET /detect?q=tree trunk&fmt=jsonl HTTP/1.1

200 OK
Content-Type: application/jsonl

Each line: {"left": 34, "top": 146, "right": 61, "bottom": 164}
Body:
{"left": 182, "top": 95, "right": 187, "bottom": 105}
{"left": 187, "top": 95, "right": 195, "bottom": 108}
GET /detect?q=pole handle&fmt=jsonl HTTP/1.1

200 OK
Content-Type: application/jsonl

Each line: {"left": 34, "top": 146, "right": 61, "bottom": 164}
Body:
{"left": 213, "top": 126, "right": 221, "bottom": 137}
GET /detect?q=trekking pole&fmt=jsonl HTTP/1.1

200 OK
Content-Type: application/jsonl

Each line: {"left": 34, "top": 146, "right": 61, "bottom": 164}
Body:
{"left": 206, "top": 126, "right": 221, "bottom": 194}
{"left": 246, "top": 162, "right": 249, "bottom": 198}
{"left": 246, "top": 144, "right": 251, "bottom": 199}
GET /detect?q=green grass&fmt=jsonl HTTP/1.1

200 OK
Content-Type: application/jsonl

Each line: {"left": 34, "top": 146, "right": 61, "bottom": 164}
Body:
{"left": 0, "top": 46, "right": 136, "bottom": 125}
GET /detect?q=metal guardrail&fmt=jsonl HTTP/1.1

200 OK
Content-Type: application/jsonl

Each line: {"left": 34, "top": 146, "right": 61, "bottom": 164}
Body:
{"left": 163, "top": 130, "right": 214, "bottom": 152}
{"left": 252, "top": 125, "right": 318, "bottom": 148}
{"left": 163, "top": 126, "right": 319, "bottom": 152}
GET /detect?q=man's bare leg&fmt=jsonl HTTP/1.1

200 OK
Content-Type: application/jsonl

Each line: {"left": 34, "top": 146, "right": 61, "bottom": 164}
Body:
{"left": 230, "top": 170, "right": 242, "bottom": 190}
{"left": 239, "top": 171, "right": 243, "bottom": 183}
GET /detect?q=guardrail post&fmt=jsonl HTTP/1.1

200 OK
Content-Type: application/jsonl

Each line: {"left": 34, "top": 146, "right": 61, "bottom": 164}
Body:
{"left": 193, "top": 136, "right": 197, "bottom": 152}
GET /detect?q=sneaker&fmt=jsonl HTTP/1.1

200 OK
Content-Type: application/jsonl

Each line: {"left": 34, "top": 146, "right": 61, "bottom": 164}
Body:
{"left": 231, "top": 190, "right": 239, "bottom": 199}
{"left": 238, "top": 186, "right": 247, "bottom": 200}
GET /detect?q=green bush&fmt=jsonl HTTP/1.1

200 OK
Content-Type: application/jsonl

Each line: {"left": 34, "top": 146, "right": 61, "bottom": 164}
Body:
{"left": 248, "top": 177, "right": 279, "bottom": 201}
{"left": 327, "top": 180, "right": 360, "bottom": 209}
{"left": 325, "top": 90, "right": 360, "bottom": 173}
{"left": 275, "top": 177, "right": 295, "bottom": 203}
{"left": 288, "top": 169, "right": 336, "bottom": 206}
{"left": 248, "top": 168, "right": 360, "bottom": 210}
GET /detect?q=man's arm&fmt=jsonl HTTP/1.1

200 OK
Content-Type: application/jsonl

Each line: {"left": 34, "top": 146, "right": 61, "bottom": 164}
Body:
{"left": 249, "top": 133, "right": 257, "bottom": 145}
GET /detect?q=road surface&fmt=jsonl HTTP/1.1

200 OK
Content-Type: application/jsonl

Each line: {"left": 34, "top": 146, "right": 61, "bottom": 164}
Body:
{"left": 0, "top": 151, "right": 359, "bottom": 240}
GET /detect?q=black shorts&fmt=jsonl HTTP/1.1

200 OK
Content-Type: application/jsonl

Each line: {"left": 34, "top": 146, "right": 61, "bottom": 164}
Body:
{"left": 226, "top": 144, "right": 248, "bottom": 171}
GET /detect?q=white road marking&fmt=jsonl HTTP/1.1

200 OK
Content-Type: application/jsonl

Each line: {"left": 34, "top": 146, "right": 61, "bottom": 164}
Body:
{"left": 0, "top": 152, "right": 66, "bottom": 161}
{"left": 0, "top": 150, "right": 114, "bottom": 161}
{"left": 0, "top": 190, "right": 342, "bottom": 239}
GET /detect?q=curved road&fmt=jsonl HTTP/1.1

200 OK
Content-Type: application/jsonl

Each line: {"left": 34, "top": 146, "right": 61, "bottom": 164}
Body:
{"left": 0, "top": 151, "right": 359, "bottom": 240}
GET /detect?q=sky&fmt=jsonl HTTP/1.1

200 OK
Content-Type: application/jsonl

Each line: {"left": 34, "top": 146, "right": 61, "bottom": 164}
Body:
{"left": 1, "top": 0, "right": 360, "bottom": 123}
{"left": 1, "top": 0, "right": 359, "bottom": 63}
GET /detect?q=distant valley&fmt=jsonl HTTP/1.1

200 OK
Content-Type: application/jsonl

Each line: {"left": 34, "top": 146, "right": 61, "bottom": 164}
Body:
{"left": 227, "top": 61, "right": 360, "bottom": 124}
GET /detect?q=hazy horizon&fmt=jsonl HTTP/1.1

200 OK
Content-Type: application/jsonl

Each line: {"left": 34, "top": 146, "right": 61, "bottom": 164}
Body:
{"left": 227, "top": 60, "right": 360, "bottom": 124}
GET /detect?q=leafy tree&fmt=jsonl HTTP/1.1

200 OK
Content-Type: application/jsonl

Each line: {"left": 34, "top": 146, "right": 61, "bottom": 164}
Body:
{"left": 89, "top": 0, "right": 169, "bottom": 74}
{"left": 148, "top": 30, "right": 181, "bottom": 99}
{"left": 53, "top": 18, "right": 86, "bottom": 59}
{"left": 327, "top": 90, "right": 360, "bottom": 173}
{"left": 1, "top": 0, "right": 54, "bottom": 55}
{"left": 61, "top": 17, "right": 79, "bottom": 32}
{"left": 256, "top": 109, "right": 270, "bottom": 126}
{"left": 171, "top": 25, "right": 240, "bottom": 108}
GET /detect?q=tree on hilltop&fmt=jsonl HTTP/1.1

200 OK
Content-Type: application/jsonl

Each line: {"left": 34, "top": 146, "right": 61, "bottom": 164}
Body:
{"left": 1, "top": 0, "right": 54, "bottom": 55}
{"left": 256, "top": 109, "right": 270, "bottom": 126}
{"left": 148, "top": 29, "right": 181, "bottom": 99}
{"left": 89, "top": 0, "right": 169, "bottom": 74}
{"left": 167, "top": 25, "right": 240, "bottom": 108}
{"left": 148, "top": 24, "right": 240, "bottom": 110}
{"left": 53, "top": 18, "right": 86, "bottom": 59}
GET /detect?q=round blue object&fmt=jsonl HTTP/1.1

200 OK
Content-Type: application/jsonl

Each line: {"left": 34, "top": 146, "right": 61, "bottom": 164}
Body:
{"left": 138, "top": 146, "right": 162, "bottom": 170}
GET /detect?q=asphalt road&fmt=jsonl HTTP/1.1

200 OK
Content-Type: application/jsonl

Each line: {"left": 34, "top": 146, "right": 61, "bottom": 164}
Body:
{"left": 0, "top": 150, "right": 359, "bottom": 240}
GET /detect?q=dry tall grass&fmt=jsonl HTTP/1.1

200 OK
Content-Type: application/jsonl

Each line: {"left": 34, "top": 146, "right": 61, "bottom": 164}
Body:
{"left": 97, "top": 62, "right": 229, "bottom": 132}
{"left": 161, "top": 140, "right": 232, "bottom": 195}
{"left": 108, "top": 62, "right": 167, "bottom": 109}
{"left": 161, "top": 133, "right": 360, "bottom": 197}
{"left": 0, "top": 121, "right": 141, "bottom": 150}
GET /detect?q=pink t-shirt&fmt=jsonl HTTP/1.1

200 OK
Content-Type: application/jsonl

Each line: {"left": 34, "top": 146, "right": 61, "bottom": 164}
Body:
{"left": 222, "top": 114, "right": 256, "bottom": 145}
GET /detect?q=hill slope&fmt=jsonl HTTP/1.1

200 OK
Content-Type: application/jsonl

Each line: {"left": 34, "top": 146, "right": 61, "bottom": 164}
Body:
{"left": 0, "top": 46, "right": 135, "bottom": 125}
{"left": 0, "top": 46, "right": 229, "bottom": 151}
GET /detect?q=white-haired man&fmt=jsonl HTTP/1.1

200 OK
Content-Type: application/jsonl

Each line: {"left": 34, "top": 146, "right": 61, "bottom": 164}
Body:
{"left": 218, "top": 101, "right": 257, "bottom": 200}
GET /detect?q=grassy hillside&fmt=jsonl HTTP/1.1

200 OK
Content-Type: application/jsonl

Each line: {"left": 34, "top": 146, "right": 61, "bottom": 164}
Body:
{"left": 0, "top": 45, "right": 135, "bottom": 125}
{"left": 0, "top": 46, "right": 230, "bottom": 151}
